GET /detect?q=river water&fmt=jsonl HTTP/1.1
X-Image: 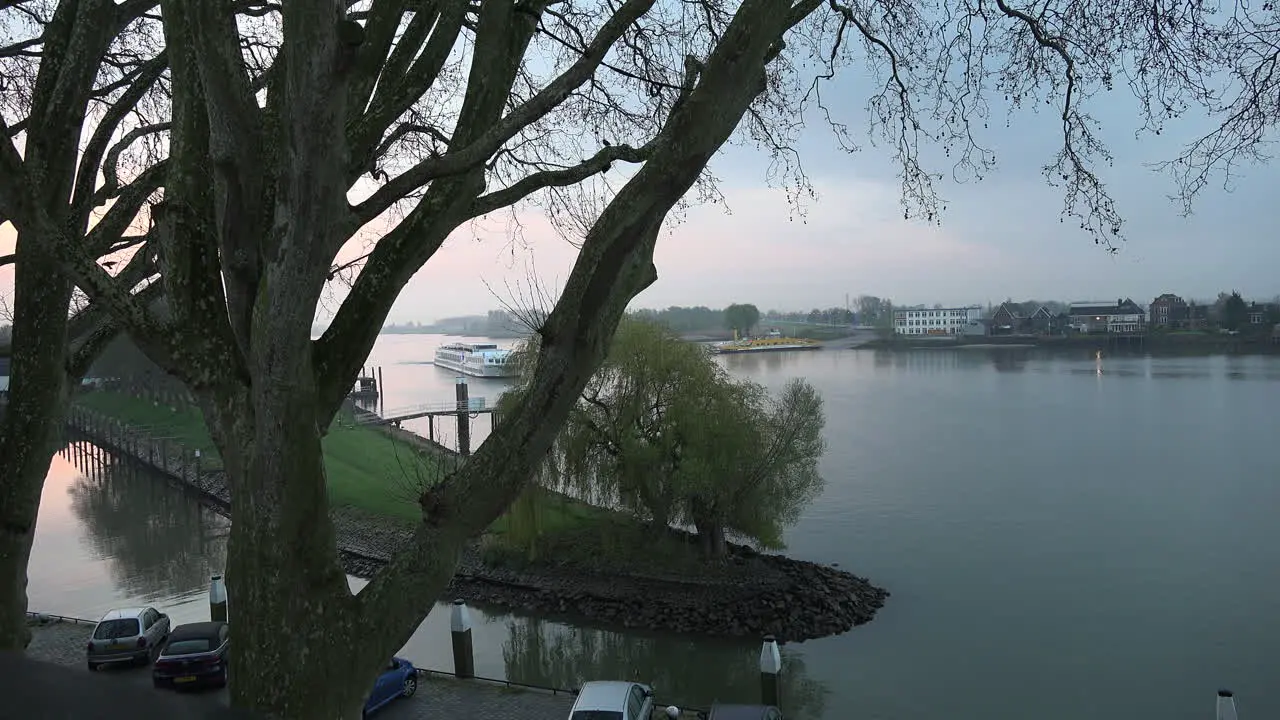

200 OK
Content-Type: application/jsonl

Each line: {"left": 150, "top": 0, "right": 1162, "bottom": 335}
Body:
{"left": 27, "top": 335, "right": 1280, "bottom": 719}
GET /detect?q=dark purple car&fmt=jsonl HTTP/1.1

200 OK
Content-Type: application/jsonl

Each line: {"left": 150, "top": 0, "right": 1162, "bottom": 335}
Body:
{"left": 152, "top": 621, "right": 229, "bottom": 690}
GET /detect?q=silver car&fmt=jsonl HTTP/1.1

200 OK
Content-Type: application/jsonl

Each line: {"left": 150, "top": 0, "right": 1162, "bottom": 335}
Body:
{"left": 86, "top": 606, "right": 171, "bottom": 670}
{"left": 568, "top": 681, "right": 656, "bottom": 720}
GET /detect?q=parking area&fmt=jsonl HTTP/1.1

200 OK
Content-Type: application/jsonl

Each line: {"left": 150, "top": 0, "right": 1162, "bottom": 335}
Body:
{"left": 27, "top": 619, "right": 574, "bottom": 720}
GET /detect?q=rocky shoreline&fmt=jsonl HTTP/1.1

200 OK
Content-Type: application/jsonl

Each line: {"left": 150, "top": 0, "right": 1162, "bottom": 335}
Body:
{"left": 338, "top": 511, "right": 888, "bottom": 643}
{"left": 69, "top": 402, "right": 889, "bottom": 644}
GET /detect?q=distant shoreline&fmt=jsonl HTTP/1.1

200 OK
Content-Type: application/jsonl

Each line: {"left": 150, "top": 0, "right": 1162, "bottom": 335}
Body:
{"left": 855, "top": 333, "right": 1280, "bottom": 355}
{"left": 379, "top": 328, "right": 532, "bottom": 340}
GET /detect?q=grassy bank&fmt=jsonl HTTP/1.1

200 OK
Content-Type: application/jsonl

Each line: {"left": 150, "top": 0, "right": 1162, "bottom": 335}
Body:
{"left": 74, "top": 390, "right": 624, "bottom": 537}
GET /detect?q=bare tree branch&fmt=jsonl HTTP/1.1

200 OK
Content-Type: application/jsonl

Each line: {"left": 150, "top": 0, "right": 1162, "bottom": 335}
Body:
{"left": 349, "top": 0, "right": 659, "bottom": 226}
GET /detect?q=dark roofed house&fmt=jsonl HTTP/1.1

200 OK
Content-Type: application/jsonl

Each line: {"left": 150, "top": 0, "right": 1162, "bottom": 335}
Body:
{"left": 1026, "top": 305, "right": 1061, "bottom": 335}
{"left": 989, "top": 302, "right": 1024, "bottom": 335}
{"left": 1069, "top": 298, "right": 1146, "bottom": 334}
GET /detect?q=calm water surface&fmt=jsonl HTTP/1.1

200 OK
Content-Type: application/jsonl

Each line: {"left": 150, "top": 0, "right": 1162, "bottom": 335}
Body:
{"left": 28, "top": 336, "right": 1280, "bottom": 719}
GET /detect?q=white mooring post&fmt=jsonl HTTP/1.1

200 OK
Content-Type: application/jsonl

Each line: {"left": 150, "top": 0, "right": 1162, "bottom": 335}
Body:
{"left": 450, "top": 599, "right": 475, "bottom": 679}
{"left": 759, "top": 634, "right": 782, "bottom": 708}
{"left": 209, "top": 574, "right": 228, "bottom": 623}
{"left": 1216, "top": 689, "right": 1238, "bottom": 720}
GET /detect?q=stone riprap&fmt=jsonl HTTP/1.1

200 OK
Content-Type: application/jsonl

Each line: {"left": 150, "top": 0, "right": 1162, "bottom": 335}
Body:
{"left": 339, "top": 513, "right": 889, "bottom": 643}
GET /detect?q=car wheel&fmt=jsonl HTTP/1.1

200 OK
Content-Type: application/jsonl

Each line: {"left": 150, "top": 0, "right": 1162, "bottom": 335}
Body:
{"left": 401, "top": 674, "right": 417, "bottom": 698}
{"left": 87, "top": 661, "right": 97, "bottom": 672}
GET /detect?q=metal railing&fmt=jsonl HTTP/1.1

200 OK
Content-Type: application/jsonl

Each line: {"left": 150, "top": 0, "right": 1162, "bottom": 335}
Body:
{"left": 26, "top": 611, "right": 97, "bottom": 625}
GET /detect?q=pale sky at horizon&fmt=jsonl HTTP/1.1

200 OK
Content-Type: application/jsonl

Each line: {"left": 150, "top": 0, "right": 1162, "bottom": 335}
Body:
{"left": 3, "top": 44, "right": 1277, "bottom": 325}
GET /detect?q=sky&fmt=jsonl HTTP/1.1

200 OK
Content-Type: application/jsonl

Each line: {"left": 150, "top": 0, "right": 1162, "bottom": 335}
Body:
{"left": 3, "top": 26, "right": 1277, "bottom": 325}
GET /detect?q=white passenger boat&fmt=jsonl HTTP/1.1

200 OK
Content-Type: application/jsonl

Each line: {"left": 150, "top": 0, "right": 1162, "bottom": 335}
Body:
{"left": 433, "top": 342, "right": 517, "bottom": 378}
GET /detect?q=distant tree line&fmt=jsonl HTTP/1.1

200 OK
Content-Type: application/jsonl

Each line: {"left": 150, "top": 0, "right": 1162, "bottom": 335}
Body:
{"left": 628, "top": 305, "right": 725, "bottom": 333}
{"left": 381, "top": 310, "right": 536, "bottom": 336}
{"left": 631, "top": 303, "right": 859, "bottom": 335}
{"left": 766, "top": 307, "right": 857, "bottom": 326}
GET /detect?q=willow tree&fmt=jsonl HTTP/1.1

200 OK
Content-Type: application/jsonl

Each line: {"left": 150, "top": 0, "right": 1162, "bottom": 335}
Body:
{"left": 0, "top": 0, "right": 168, "bottom": 650}
{"left": 0, "top": 0, "right": 1260, "bottom": 717}
{"left": 673, "top": 377, "right": 825, "bottom": 556}
{"left": 531, "top": 318, "right": 825, "bottom": 556}
{"left": 547, "top": 318, "right": 718, "bottom": 527}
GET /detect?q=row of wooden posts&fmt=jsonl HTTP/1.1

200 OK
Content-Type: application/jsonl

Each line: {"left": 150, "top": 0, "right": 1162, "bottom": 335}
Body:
{"left": 201, "top": 576, "right": 786, "bottom": 709}
{"left": 68, "top": 405, "right": 210, "bottom": 487}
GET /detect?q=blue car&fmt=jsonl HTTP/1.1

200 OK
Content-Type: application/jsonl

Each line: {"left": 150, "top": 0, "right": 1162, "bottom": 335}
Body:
{"left": 363, "top": 657, "right": 418, "bottom": 716}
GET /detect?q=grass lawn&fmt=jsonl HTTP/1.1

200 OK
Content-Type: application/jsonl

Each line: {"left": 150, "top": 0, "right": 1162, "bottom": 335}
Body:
{"left": 74, "top": 390, "right": 626, "bottom": 534}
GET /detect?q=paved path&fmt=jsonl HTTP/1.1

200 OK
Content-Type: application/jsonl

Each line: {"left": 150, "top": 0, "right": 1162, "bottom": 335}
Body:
{"left": 27, "top": 620, "right": 575, "bottom": 719}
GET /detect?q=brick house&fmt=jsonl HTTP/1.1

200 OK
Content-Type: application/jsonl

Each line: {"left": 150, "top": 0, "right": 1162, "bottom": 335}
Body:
{"left": 1149, "top": 293, "right": 1190, "bottom": 329}
{"left": 1069, "top": 298, "right": 1146, "bottom": 334}
{"left": 989, "top": 302, "right": 1024, "bottom": 335}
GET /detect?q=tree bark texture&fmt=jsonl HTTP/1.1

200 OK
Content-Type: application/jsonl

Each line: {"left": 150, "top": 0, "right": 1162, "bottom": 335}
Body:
{"left": 0, "top": 244, "right": 72, "bottom": 651}
{"left": 0, "top": 0, "right": 120, "bottom": 651}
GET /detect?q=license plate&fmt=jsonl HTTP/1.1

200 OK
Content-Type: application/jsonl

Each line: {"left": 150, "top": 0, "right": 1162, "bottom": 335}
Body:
{"left": 175, "top": 676, "right": 197, "bottom": 684}
{"left": 109, "top": 643, "right": 129, "bottom": 651}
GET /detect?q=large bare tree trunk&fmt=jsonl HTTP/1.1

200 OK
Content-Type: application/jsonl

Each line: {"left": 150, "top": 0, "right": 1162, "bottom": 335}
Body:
{"left": 0, "top": 245, "right": 72, "bottom": 651}
{"left": 214, "top": 312, "right": 381, "bottom": 717}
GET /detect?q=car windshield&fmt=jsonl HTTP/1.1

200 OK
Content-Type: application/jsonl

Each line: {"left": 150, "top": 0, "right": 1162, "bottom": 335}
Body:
{"left": 163, "top": 639, "right": 212, "bottom": 655}
{"left": 571, "top": 713, "right": 624, "bottom": 720}
{"left": 92, "top": 619, "right": 139, "bottom": 639}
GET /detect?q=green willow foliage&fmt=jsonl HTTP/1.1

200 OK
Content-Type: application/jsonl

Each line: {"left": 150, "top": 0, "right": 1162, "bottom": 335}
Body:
{"left": 503, "top": 318, "right": 827, "bottom": 553}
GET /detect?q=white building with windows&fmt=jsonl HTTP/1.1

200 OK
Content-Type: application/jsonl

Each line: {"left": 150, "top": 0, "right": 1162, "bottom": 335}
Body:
{"left": 893, "top": 306, "right": 985, "bottom": 336}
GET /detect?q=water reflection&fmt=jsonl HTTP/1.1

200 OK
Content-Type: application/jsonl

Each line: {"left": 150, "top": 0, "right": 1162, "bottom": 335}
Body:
{"left": 718, "top": 351, "right": 800, "bottom": 373}
{"left": 989, "top": 349, "right": 1030, "bottom": 373}
{"left": 501, "top": 617, "right": 828, "bottom": 715}
{"left": 63, "top": 438, "right": 229, "bottom": 603}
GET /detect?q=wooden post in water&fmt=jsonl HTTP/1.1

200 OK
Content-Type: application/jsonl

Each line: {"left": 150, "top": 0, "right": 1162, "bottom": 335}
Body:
{"left": 759, "top": 634, "right": 782, "bottom": 708}
{"left": 377, "top": 366, "right": 385, "bottom": 416}
{"left": 455, "top": 376, "right": 471, "bottom": 457}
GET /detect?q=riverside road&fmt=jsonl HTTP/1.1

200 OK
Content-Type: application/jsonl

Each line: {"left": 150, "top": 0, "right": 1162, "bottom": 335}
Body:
{"left": 26, "top": 620, "right": 574, "bottom": 720}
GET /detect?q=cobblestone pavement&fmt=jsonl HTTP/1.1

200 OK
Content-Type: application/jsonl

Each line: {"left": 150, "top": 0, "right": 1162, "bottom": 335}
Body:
{"left": 28, "top": 619, "right": 577, "bottom": 719}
